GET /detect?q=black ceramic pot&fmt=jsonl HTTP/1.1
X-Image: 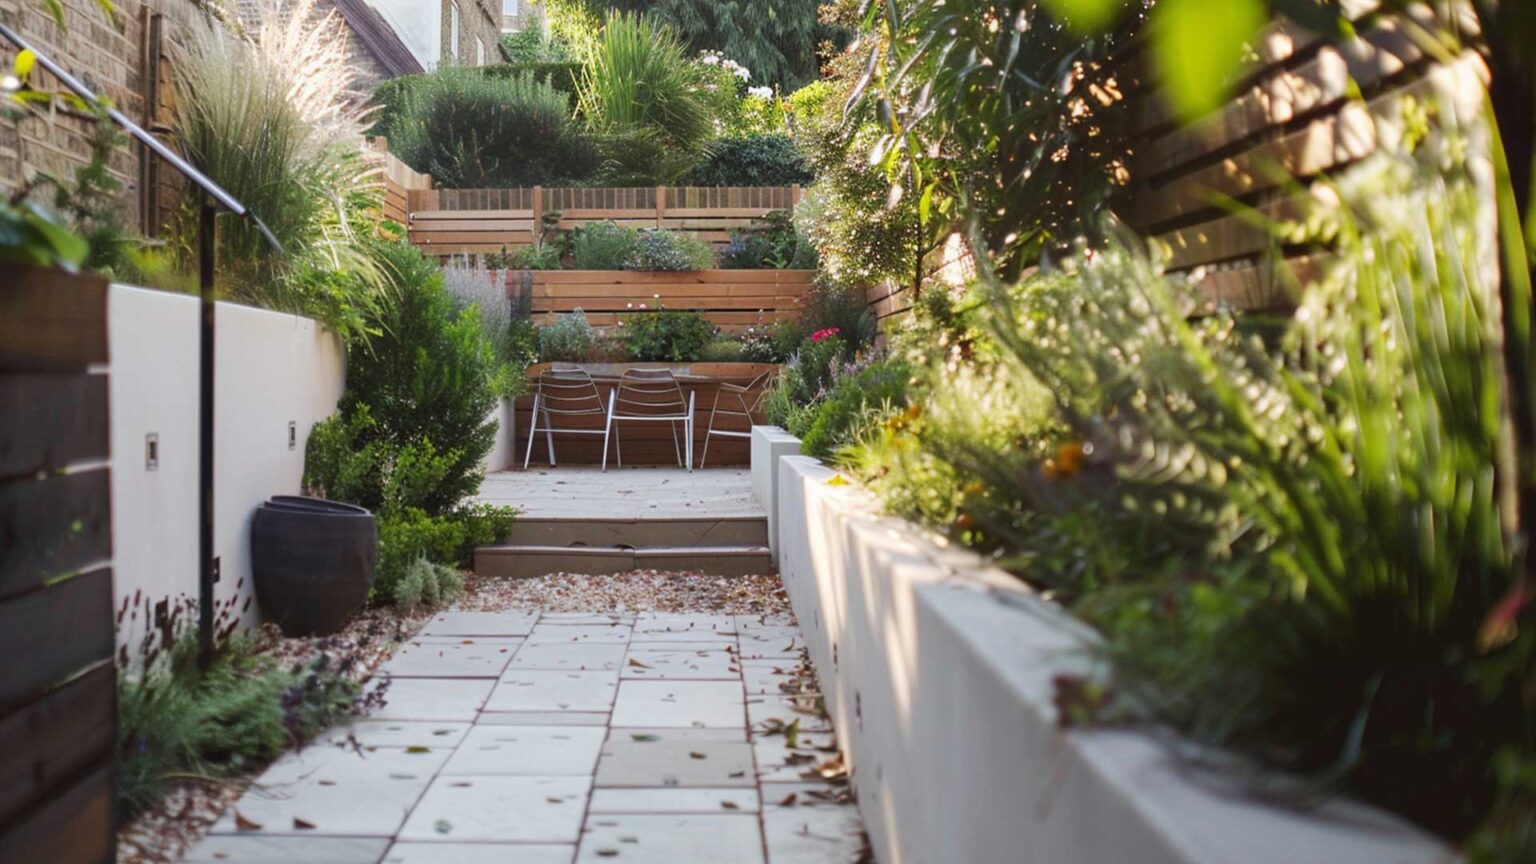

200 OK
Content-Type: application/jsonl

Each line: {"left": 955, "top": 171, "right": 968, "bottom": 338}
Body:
{"left": 251, "top": 495, "right": 377, "bottom": 636}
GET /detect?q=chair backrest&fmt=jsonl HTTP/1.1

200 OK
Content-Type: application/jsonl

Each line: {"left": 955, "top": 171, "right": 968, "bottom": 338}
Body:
{"left": 535, "top": 367, "right": 605, "bottom": 418}
{"left": 742, "top": 368, "right": 779, "bottom": 417}
{"left": 614, "top": 368, "right": 688, "bottom": 418}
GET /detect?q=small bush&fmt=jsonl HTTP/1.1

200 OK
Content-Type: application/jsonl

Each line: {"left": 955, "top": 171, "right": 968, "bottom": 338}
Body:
{"left": 700, "top": 337, "right": 747, "bottom": 362}
{"left": 739, "top": 324, "right": 790, "bottom": 363}
{"left": 540, "top": 310, "right": 600, "bottom": 362}
{"left": 393, "top": 557, "right": 465, "bottom": 611}
{"left": 627, "top": 229, "right": 714, "bottom": 271}
{"left": 570, "top": 221, "right": 641, "bottom": 270}
{"left": 117, "top": 601, "right": 376, "bottom": 818}
{"left": 797, "top": 355, "right": 910, "bottom": 458}
{"left": 685, "top": 135, "right": 813, "bottom": 186}
{"left": 799, "top": 281, "right": 875, "bottom": 354}
{"left": 764, "top": 333, "right": 844, "bottom": 428}
{"left": 386, "top": 69, "right": 599, "bottom": 187}
{"left": 720, "top": 210, "right": 815, "bottom": 270}
{"left": 622, "top": 309, "right": 716, "bottom": 362}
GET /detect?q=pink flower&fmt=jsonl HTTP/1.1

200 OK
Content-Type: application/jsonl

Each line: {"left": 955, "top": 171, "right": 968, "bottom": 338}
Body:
{"left": 811, "top": 327, "right": 841, "bottom": 344}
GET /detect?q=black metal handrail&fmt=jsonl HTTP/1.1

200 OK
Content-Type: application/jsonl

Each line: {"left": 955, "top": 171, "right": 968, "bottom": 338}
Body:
{"left": 3, "top": 20, "right": 282, "bottom": 668}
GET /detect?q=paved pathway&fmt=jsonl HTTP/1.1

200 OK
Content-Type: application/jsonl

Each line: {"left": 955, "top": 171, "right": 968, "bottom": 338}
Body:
{"left": 476, "top": 467, "right": 762, "bottom": 520}
{"left": 182, "top": 609, "right": 864, "bottom": 863}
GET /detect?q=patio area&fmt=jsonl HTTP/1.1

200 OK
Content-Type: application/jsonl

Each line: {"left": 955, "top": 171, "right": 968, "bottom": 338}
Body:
{"left": 181, "top": 607, "right": 867, "bottom": 863}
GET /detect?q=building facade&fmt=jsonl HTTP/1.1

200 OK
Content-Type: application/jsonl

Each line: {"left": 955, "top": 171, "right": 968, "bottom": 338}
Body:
{"left": 370, "top": 0, "right": 500, "bottom": 71}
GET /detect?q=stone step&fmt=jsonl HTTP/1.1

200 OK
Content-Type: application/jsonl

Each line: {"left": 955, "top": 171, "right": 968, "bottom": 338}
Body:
{"left": 474, "top": 544, "right": 774, "bottom": 579}
{"left": 507, "top": 516, "right": 768, "bottom": 548}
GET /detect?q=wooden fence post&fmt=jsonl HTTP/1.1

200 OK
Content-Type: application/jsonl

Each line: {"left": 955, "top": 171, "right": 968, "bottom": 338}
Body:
{"left": 655, "top": 186, "right": 666, "bottom": 228}
{"left": 532, "top": 185, "right": 544, "bottom": 236}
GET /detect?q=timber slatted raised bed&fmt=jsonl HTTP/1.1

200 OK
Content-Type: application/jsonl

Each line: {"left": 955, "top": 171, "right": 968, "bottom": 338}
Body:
{"left": 523, "top": 269, "right": 816, "bottom": 333}
{"left": 0, "top": 264, "right": 117, "bottom": 864}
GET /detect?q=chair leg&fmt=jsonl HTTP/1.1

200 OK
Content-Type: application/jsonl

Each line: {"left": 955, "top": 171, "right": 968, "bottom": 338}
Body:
{"left": 601, "top": 391, "right": 615, "bottom": 472}
{"left": 699, "top": 391, "right": 721, "bottom": 470}
{"left": 670, "top": 419, "right": 683, "bottom": 467}
{"left": 543, "top": 408, "right": 557, "bottom": 467}
{"left": 686, "top": 392, "right": 695, "bottom": 472}
{"left": 523, "top": 394, "right": 541, "bottom": 470}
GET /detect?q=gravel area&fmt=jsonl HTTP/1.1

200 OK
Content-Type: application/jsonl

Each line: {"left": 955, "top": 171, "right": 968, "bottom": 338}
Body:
{"left": 116, "top": 570, "right": 790, "bottom": 863}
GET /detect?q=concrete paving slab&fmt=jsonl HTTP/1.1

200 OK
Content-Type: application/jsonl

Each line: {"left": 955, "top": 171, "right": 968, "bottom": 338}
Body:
{"left": 182, "top": 836, "right": 390, "bottom": 863}
{"left": 398, "top": 775, "right": 590, "bottom": 843}
{"left": 575, "top": 814, "right": 765, "bottom": 864}
{"left": 486, "top": 670, "right": 621, "bottom": 713}
{"left": 208, "top": 745, "right": 451, "bottom": 837}
{"left": 610, "top": 680, "right": 746, "bottom": 729}
{"left": 752, "top": 730, "right": 841, "bottom": 783}
{"left": 526, "top": 623, "right": 634, "bottom": 643}
{"left": 369, "top": 678, "right": 496, "bottom": 722}
{"left": 511, "top": 640, "right": 629, "bottom": 671}
{"left": 442, "top": 725, "right": 606, "bottom": 776}
{"left": 377, "top": 638, "right": 521, "bottom": 678}
{"left": 589, "top": 788, "right": 762, "bottom": 814}
{"left": 763, "top": 800, "right": 866, "bottom": 864}
{"left": 382, "top": 843, "right": 575, "bottom": 864}
{"left": 595, "top": 740, "right": 755, "bottom": 789}
{"left": 418, "top": 611, "right": 538, "bottom": 637}
{"left": 478, "top": 711, "right": 611, "bottom": 727}
{"left": 622, "top": 650, "right": 739, "bottom": 680}
{"left": 317, "top": 721, "right": 471, "bottom": 750}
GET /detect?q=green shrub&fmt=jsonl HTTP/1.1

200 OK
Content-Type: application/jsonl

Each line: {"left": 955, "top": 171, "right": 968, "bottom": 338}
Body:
{"left": 342, "top": 240, "right": 500, "bottom": 513}
{"left": 626, "top": 230, "right": 714, "bottom": 271}
{"left": 387, "top": 68, "right": 599, "bottom": 187}
{"left": 375, "top": 509, "right": 465, "bottom": 602}
{"left": 499, "top": 28, "right": 572, "bottom": 63}
{"left": 570, "top": 221, "right": 641, "bottom": 270}
{"left": 540, "top": 310, "right": 600, "bottom": 362}
{"left": 578, "top": 12, "right": 711, "bottom": 184}
{"left": 117, "top": 605, "right": 371, "bottom": 818}
{"left": 685, "top": 135, "right": 813, "bottom": 186}
{"left": 798, "top": 355, "right": 910, "bottom": 459}
{"left": 622, "top": 309, "right": 716, "bottom": 362}
{"left": 508, "top": 245, "right": 563, "bottom": 270}
{"left": 699, "top": 337, "right": 746, "bottom": 362}
{"left": 764, "top": 333, "right": 844, "bottom": 428}
{"left": 799, "top": 281, "right": 875, "bottom": 354}
{"left": 720, "top": 210, "right": 815, "bottom": 270}
{"left": 394, "top": 557, "right": 465, "bottom": 611}
{"left": 739, "top": 323, "right": 790, "bottom": 363}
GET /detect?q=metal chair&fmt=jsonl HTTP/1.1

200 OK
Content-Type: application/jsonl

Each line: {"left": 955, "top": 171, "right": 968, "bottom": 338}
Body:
{"left": 603, "top": 368, "right": 695, "bottom": 472}
{"left": 523, "top": 366, "right": 607, "bottom": 469}
{"left": 698, "top": 369, "right": 778, "bottom": 468}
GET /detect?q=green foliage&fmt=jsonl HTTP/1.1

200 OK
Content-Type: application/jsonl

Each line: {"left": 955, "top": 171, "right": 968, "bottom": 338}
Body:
{"left": 570, "top": 220, "right": 642, "bottom": 269}
{"left": 500, "top": 27, "right": 573, "bottom": 63}
{"left": 441, "top": 256, "right": 539, "bottom": 398}
{"left": 798, "top": 355, "right": 910, "bottom": 459}
{"left": 720, "top": 210, "right": 815, "bottom": 269}
{"left": 342, "top": 240, "right": 500, "bottom": 512}
{"left": 627, "top": 229, "right": 714, "bottom": 271}
{"left": 857, "top": 143, "right": 1536, "bottom": 845}
{"left": 170, "top": 1, "right": 384, "bottom": 329}
{"left": 374, "top": 508, "right": 466, "bottom": 602}
{"left": 578, "top": 12, "right": 712, "bottom": 184}
{"left": 685, "top": 135, "right": 811, "bottom": 187}
{"left": 117, "top": 612, "right": 369, "bottom": 818}
{"left": 0, "top": 200, "right": 88, "bottom": 270}
{"left": 540, "top": 309, "right": 601, "bottom": 362}
{"left": 386, "top": 68, "right": 600, "bottom": 187}
{"left": 622, "top": 309, "right": 716, "bottom": 361}
{"left": 799, "top": 281, "right": 875, "bottom": 352}
{"left": 591, "top": 0, "right": 843, "bottom": 89}
{"left": 848, "top": 0, "right": 1139, "bottom": 276}
{"left": 393, "top": 557, "right": 466, "bottom": 611}
{"left": 699, "top": 336, "right": 746, "bottom": 362}
{"left": 763, "top": 333, "right": 844, "bottom": 429}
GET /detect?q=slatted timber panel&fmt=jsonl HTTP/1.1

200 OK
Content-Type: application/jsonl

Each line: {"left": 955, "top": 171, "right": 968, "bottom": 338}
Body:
{"left": 526, "top": 270, "right": 816, "bottom": 334}
{"left": 515, "top": 364, "right": 780, "bottom": 466}
{"left": 406, "top": 184, "right": 803, "bottom": 257}
{"left": 0, "top": 264, "right": 116, "bottom": 864}
{"left": 1120, "top": 5, "right": 1485, "bottom": 310}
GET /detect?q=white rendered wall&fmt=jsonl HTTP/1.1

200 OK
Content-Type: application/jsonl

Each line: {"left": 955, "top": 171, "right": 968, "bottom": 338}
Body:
{"left": 109, "top": 286, "right": 346, "bottom": 648}
{"left": 481, "top": 397, "right": 518, "bottom": 474}
{"left": 755, "top": 428, "right": 1452, "bottom": 864}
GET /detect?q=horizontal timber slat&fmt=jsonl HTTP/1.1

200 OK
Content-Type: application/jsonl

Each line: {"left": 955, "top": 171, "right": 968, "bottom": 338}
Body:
{"left": 0, "top": 567, "right": 114, "bottom": 710}
{"left": 0, "top": 663, "right": 114, "bottom": 828}
{"left": 0, "top": 374, "right": 109, "bottom": 481}
{"left": 0, "top": 468, "right": 112, "bottom": 603}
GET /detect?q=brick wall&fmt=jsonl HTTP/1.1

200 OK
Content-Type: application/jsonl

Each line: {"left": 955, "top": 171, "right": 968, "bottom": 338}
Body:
{"left": 439, "top": 0, "right": 499, "bottom": 67}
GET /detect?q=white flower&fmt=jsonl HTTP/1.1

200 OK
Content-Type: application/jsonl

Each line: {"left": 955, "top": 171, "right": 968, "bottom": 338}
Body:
{"left": 700, "top": 53, "right": 721, "bottom": 65}
{"left": 747, "top": 86, "right": 773, "bottom": 99}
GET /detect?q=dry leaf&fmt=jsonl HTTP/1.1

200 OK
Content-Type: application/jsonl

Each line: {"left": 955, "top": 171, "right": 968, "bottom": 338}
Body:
{"left": 405, "top": 746, "right": 431, "bottom": 754}
{"left": 721, "top": 800, "right": 740, "bottom": 810}
{"left": 628, "top": 658, "right": 652, "bottom": 669}
{"left": 233, "top": 811, "right": 262, "bottom": 832}
{"left": 292, "top": 818, "right": 316, "bottom": 830}
{"left": 779, "top": 792, "right": 798, "bottom": 806}
{"left": 689, "top": 751, "right": 707, "bottom": 760}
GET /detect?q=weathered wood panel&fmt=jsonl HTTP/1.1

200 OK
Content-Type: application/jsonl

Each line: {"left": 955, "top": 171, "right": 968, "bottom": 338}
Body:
{"left": 0, "top": 567, "right": 115, "bottom": 709}
{"left": 0, "top": 764, "right": 115, "bottom": 864}
{"left": 0, "top": 374, "right": 109, "bottom": 481}
{"left": 526, "top": 270, "right": 814, "bottom": 334}
{"left": 0, "top": 663, "right": 115, "bottom": 828}
{"left": 0, "top": 268, "right": 109, "bottom": 372}
{"left": 0, "top": 469, "right": 113, "bottom": 603}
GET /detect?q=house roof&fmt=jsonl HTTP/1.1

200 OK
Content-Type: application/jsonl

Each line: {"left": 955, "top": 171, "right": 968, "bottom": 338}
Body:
{"left": 332, "top": 0, "right": 425, "bottom": 78}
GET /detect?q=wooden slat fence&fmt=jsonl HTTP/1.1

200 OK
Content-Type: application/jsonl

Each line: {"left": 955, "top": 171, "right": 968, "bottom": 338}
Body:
{"left": 0, "top": 266, "right": 117, "bottom": 864}
{"left": 873, "top": 3, "right": 1486, "bottom": 328}
{"left": 519, "top": 269, "right": 815, "bottom": 333}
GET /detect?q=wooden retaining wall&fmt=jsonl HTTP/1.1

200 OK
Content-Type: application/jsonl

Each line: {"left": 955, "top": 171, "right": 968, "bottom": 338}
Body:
{"left": 522, "top": 269, "right": 816, "bottom": 333}
{"left": 0, "top": 267, "right": 117, "bottom": 864}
